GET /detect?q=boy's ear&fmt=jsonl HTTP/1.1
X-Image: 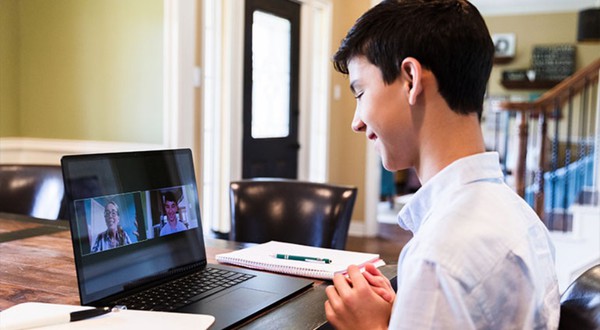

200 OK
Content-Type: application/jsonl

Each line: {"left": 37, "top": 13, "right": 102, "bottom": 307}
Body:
{"left": 400, "top": 57, "right": 423, "bottom": 105}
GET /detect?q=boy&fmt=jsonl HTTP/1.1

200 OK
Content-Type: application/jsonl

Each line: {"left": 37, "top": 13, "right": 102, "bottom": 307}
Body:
{"left": 325, "top": 1, "right": 560, "bottom": 328}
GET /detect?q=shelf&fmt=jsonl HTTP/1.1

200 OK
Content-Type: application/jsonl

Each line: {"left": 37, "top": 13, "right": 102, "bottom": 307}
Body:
{"left": 493, "top": 56, "right": 513, "bottom": 64}
{"left": 501, "top": 79, "right": 561, "bottom": 90}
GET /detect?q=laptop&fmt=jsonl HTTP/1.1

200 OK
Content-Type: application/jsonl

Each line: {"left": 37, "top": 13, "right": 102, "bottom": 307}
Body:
{"left": 61, "top": 148, "right": 313, "bottom": 329}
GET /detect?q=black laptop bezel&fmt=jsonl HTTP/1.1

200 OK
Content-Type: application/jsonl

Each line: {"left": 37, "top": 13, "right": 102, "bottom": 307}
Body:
{"left": 61, "top": 148, "right": 209, "bottom": 306}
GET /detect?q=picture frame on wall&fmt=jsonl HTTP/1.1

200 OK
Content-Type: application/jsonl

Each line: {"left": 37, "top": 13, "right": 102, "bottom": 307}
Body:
{"left": 492, "top": 33, "right": 516, "bottom": 63}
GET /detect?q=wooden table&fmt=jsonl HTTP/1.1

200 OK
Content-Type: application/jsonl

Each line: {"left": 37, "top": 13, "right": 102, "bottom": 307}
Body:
{"left": 0, "top": 213, "right": 397, "bottom": 329}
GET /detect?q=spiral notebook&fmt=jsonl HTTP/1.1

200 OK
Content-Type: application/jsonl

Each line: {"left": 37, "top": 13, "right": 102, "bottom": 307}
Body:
{"left": 216, "top": 241, "right": 385, "bottom": 280}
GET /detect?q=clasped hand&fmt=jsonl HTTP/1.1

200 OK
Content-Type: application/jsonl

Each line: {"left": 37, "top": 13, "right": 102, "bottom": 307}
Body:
{"left": 325, "top": 263, "right": 395, "bottom": 329}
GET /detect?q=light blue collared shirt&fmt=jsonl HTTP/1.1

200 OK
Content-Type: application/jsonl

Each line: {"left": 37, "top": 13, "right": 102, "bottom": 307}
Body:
{"left": 390, "top": 152, "right": 560, "bottom": 329}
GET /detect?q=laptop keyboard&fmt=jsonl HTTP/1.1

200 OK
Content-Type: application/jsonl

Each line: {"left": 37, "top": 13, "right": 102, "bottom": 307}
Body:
{"left": 114, "top": 267, "right": 255, "bottom": 311}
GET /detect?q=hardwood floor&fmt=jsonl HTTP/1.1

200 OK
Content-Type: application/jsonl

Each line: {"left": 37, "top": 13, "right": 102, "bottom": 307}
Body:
{"left": 346, "top": 223, "right": 413, "bottom": 263}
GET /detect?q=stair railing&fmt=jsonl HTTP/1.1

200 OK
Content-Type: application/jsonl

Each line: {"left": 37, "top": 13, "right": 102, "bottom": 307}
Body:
{"left": 496, "top": 58, "right": 599, "bottom": 230}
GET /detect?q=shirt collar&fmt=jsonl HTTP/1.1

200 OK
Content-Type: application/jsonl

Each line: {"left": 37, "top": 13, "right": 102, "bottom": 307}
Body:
{"left": 397, "top": 152, "right": 505, "bottom": 233}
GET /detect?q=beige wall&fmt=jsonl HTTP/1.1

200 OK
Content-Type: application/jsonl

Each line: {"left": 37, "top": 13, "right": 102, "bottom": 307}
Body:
{"left": 0, "top": 0, "right": 19, "bottom": 136}
{"left": 0, "top": 0, "right": 163, "bottom": 144}
{"left": 328, "top": 0, "right": 372, "bottom": 222}
{"left": 485, "top": 12, "right": 600, "bottom": 97}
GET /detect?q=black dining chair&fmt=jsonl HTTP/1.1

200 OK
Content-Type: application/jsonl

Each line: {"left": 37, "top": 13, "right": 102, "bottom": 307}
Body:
{"left": 558, "top": 263, "right": 600, "bottom": 330}
{"left": 0, "top": 164, "right": 68, "bottom": 220}
{"left": 229, "top": 178, "right": 357, "bottom": 250}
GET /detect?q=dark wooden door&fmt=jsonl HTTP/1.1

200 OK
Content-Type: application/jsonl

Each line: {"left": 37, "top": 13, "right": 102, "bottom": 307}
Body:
{"left": 242, "top": 0, "right": 300, "bottom": 178}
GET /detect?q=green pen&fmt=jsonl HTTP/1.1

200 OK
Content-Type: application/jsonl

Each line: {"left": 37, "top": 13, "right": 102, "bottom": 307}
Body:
{"left": 275, "top": 254, "right": 332, "bottom": 264}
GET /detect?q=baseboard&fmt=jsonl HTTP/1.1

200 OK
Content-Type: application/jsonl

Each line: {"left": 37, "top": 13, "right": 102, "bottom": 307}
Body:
{"left": 349, "top": 220, "right": 366, "bottom": 237}
{"left": 0, "top": 137, "right": 164, "bottom": 165}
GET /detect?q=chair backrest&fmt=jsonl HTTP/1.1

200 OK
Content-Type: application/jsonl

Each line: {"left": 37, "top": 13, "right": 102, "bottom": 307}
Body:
{"left": 559, "top": 264, "right": 600, "bottom": 330}
{"left": 0, "top": 164, "right": 67, "bottom": 220}
{"left": 229, "top": 178, "right": 357, "bottom": 249}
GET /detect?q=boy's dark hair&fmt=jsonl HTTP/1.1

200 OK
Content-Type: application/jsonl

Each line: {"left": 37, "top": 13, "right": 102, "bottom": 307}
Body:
{"left": 333, "top": 0, "right": 494, "bottom": 116}
{"left": 163, "top": 191, "right": 178, "bottom": 205}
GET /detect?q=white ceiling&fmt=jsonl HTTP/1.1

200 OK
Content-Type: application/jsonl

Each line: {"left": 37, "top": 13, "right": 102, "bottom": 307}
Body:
{"left": 470, "top": 0, "right": 598, "bottom": 16}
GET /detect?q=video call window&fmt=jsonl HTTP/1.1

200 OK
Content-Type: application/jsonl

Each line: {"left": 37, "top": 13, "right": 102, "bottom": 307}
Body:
{"left": 145, "top": 185, "right": 200, "bottom": 238}
{"left": 73, "top": 184, "right": 200, "bottom": 256}
{"left": 74, "top": 192, "right": 145, "bottom": 255}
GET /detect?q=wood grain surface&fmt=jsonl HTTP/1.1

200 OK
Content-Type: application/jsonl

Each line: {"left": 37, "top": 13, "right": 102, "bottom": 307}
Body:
{"left": 0, "top": 213, "right": 397, "bottom": 329}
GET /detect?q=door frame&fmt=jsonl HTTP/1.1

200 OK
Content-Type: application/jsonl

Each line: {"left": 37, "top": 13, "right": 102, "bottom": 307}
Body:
{"left": 163, "top": 0, "right": 198, "bottom": 151}
{"left": 200, "top": 0, "right": 333, "bottom": 233}
{"left": 242, "top": 0, "right": 301, "bottom": 179}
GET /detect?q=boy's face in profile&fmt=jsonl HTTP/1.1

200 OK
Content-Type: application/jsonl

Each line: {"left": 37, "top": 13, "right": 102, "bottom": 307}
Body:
{"left": 347, "top": 56, "right": 418, "bottom": 172}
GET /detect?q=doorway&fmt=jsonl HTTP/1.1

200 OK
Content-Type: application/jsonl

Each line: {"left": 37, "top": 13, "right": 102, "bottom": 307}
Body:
{"left": 200, "top": 0, "right": 333, "bottom": 234}
{"left": 242, "top": 0, "right": 301, "bottom": 179}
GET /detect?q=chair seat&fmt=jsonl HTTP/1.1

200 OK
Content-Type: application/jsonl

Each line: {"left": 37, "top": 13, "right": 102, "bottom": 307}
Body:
{"left": 559, "top": 264, "right": 600, "bottom": 329}
{"left": 229, "top": 178, "right": 357, "bottom": 249}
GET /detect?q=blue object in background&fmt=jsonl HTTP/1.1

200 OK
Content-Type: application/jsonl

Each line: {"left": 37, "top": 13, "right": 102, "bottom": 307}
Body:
{"left": 525, "top": 155, "right": 594, "bottom": 212}
{"left": 380, "top": 163, "right": 396, "bottom": 198}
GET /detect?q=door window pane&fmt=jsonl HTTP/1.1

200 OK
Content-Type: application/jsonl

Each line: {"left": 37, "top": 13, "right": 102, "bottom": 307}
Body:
{"left": 251, "top": 10, "right": 291, "bottom": 139}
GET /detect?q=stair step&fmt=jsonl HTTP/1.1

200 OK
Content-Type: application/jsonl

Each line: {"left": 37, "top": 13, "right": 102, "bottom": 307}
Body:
{"left": 543, "top": 211, "right": 573, "bottom": 232}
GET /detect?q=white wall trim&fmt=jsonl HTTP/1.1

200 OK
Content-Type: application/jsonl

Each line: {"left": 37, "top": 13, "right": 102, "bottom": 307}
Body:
{"left": 364, "top": 144, "right": 381, "bottom": 237}
{"left": 362, "top": 0, "right": 383, "bottom": 238}
{"left": 348, "top": 220, "right": 367, "bottom": 237}
{"left": 164, "top": 0, "right": 198, "bottom": 151}
{"left": 0, "top": 137, "right": 164, "bottom": 165}
{"left": 200, "top": 0, "right": 246, "bottom": 234}
{"left": 223, "top": 1, "right": 245, "bottom": 184}
{"left": 298, "top": 0, "right": 332, "bottom": 183}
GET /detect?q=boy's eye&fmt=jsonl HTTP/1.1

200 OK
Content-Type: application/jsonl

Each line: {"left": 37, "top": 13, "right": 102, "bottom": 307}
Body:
{"left": 354, "top": 91, "right": 364, "bottom": 99}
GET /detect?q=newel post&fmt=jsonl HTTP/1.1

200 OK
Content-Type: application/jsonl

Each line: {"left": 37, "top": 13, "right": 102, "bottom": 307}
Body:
{"left": 515, "top": 111, "right": 529, "bottom": 198}
{"left": 534, "top": 110, "right": 547, "bottom": 218}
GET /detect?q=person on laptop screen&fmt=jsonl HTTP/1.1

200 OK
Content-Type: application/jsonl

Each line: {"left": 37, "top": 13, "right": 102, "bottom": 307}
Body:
{"left": 91, "top": 200, "right": 132, "bottom": 252}
{"left": 160, "top": 191, "right": 187, "bottom": 236}
{"left": 324, "top": 0, "right": 559, "bottom": 329}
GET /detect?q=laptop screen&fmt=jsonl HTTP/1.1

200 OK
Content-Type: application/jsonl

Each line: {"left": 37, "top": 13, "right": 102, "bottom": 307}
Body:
{"left": 62, "top": 149, "right": 208, "bottom": 305}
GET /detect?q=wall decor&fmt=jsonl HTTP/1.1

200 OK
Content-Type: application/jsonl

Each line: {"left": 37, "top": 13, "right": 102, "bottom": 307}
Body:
{"left": 492, "top": 33, "right": 516, "bottom": 61}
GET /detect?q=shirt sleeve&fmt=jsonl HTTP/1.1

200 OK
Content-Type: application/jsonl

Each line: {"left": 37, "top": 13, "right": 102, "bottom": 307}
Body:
{"left": 389, "top": 259, "right": 477, "bottom": 330}
{"left": 388, "top": 251, "right": 559, "bottom": 329}
{"left": 91, "top": 233, "right": 104, "bottom": 253}
{"left": 123, "top": 231, "right": 132, "bottom": 245}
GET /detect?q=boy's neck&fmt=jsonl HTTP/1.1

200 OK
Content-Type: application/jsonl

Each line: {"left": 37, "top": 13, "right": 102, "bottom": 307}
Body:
{"left": 414, "top": 102, "right": 486, "bottom": 184}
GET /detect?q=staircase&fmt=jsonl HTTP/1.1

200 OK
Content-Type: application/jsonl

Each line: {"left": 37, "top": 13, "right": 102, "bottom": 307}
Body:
{"left": 494, "top": 58, "right": 600, "bottom": 292}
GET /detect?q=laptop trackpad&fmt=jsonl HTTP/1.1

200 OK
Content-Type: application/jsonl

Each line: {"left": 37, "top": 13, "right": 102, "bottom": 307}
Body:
{"left": 180, "top": 288, "right": 280, "bottom": 329}
{"left": 207, "top": 287, "right": 276, "bottom": 311}
{"left": 184, "top": 287, "right": 278, "bottom": 316}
